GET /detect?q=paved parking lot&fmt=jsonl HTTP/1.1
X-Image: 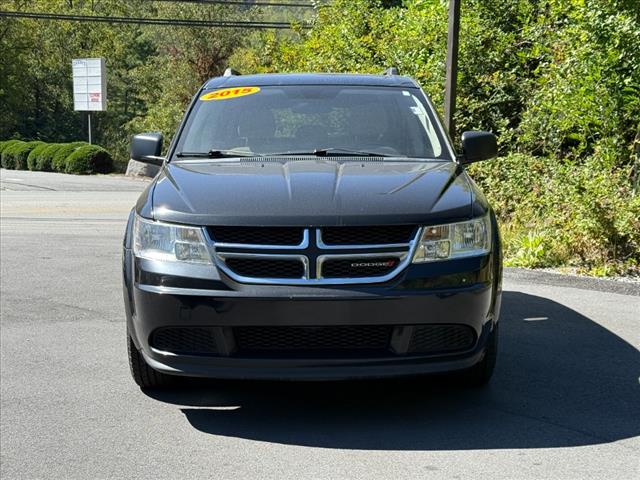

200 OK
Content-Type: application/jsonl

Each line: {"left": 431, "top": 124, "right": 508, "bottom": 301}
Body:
{"left": 1, "top": 169, "right": 639, "bottom": 479}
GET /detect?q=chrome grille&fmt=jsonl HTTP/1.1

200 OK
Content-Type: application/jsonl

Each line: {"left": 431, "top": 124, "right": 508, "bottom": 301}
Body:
{"left": 209, "top": 226, "right": 422, "bottom": 285}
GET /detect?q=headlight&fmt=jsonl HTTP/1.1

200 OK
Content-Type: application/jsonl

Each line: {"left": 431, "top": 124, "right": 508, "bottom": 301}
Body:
{"left": 133, "top": 215, "right": 212, "bottom": 264}
{"left": 412, "top": 215, "right": 491, "bottom": 263}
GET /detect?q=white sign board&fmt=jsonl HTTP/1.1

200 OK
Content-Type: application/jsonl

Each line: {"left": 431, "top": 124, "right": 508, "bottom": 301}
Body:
{"left": 72, "top": 58, "right": 107, "bottom": 111}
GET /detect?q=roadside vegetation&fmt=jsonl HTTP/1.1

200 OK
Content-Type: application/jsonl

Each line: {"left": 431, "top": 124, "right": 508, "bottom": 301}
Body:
{"left": 0, "top": 140, "right": 113, "bottom": 174}
{"left": 1, "top": 0, "right": 638, "bottom": 275}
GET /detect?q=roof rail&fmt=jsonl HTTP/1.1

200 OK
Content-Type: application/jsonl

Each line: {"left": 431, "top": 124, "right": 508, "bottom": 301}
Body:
{"left": 382, "top": 67, "right": 399, "bottom": 76}
{"left": 223, "top": 68, "right": 241, "bottom": 77}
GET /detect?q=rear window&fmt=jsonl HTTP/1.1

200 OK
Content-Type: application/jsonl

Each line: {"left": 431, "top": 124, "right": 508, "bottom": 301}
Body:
{"left": 175, "top": 85, "right": 450, "bottom": 160}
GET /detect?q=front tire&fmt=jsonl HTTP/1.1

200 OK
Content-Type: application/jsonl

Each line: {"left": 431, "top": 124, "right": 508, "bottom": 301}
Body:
{"left": 127, "top": 335, "right": 175, "bottom": 389}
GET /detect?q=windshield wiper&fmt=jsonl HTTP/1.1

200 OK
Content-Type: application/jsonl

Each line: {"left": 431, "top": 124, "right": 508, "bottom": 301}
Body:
{"left": 266, "top": 148, "right": 392, "bottom": 157}
{"left": 175, "top": 149, "right": 260, "bottom": 159}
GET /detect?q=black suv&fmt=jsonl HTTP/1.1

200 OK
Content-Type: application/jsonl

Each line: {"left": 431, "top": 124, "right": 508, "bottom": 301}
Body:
{"left": 123, "top": 71, "right": 502, "bottom": 388}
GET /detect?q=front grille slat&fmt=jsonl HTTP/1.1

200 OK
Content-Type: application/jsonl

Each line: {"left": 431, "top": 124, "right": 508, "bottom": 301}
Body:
{"left": 224, "top": 257, "right": 305, "bottom": 279}
{"left": 321, "top": 225, "right": 416, "bottom": 245}
{"left": 208, "top": 226, "right": 304, "bottom": 246}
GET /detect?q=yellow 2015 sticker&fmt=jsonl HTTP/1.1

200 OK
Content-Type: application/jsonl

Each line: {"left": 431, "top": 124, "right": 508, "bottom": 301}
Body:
{"left": 200, "top": 86, "right": 260, "bottom": 101}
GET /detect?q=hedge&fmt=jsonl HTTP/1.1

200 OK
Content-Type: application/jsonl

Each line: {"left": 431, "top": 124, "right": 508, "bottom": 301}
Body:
{"left": 0, "top": 139, "right": 23, "bottom": 154}
{"left": 36, "top": 143, "right": 64, "bottom": 171}
{"left": 0, "top": 139, "right": 113, "bottom": 174}
{"left": 1, "top": 141, "right": 44, "bottom": 170}
{"left": 27, "top": 143, "right": 51, "bottom": 170}
{"left": 14, "top": 142, "right": 44, "bottom": 169}
{"left": 1, "top": 141, "right": 24, "bottom": 168}
{"left": 52, "top": 142, "right": 87, "bottom": 172}
{"left": 65, "top": 145, "right": 114, "bottom": 174}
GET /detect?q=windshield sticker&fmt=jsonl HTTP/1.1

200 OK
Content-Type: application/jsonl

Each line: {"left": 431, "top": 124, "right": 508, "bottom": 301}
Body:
{"left": 200, "top": 86, "right": 260, "bottom": 101}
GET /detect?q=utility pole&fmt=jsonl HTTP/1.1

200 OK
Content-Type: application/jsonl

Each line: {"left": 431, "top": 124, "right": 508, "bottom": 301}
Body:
{"left": 444, "top": 0, "right": 461, "bottom": 140}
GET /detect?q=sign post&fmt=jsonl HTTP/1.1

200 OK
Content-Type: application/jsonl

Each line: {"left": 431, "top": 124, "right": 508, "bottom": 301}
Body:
{"left": 444, "top": 0, "right": 461, "bottom": 139}
{"left": 72, "top": 58, "right": 107, "bottom": 144}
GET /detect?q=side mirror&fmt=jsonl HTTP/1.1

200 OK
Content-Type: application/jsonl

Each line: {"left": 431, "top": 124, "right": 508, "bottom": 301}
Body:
{"left": 459, "top": 131, "right": 497, "bottom": 165}
{"left": 131, "top": 133, "right": 164, "bottom": 166}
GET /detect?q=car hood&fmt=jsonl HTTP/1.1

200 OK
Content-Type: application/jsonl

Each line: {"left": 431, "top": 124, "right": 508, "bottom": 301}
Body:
{"left": 148, "top": 159, "right": 474, "bottom": 226}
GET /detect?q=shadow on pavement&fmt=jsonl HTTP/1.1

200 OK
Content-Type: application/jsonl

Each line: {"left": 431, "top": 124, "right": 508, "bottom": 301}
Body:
{"left": 146, "top": 291, "right": 640, "bottom": 450}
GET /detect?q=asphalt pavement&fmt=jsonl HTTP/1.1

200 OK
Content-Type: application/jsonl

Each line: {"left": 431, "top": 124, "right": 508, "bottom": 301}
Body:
{"left": 1, "top": 168, "right": 639, "bottom": 479}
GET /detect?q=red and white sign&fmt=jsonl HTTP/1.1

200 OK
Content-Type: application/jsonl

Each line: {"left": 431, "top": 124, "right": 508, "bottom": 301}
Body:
{"left": 72, "top": 58, "right": 107, "bottom": 111}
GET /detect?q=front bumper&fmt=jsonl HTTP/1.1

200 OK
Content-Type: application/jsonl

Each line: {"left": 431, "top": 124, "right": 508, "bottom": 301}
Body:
{"left": 124, "top": 250, "right": 501, "bottom": 380}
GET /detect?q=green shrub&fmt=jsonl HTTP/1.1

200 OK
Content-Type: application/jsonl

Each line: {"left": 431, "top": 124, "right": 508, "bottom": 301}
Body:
{"left": 12, "top": 141, "right": 44, "bottom": 170}
{"left": 0, "top": 139, "right": 23, "bottom": 154}
{"left": 52, "top": 142, "right": 87, "bottom": 172}
{"left": 1, "top": 141, "right": 27, "bottom": 169}
{"left": 505, "top": 232, "right": 551, "bottom": 269}
{"left": 65, "top": 145, "right": 114, "bottom": 174}
{"left": 26, "top": 143, "right": 50, "bottom": 170}
{"left": 35, "top": 143, "right": 64, "bottom": 171}
{"left": 470, "top": 150, "right": 640, "bottom": 275}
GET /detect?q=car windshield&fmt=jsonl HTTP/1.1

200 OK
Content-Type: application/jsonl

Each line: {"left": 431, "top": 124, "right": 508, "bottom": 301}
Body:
{"left": 174, "top": 85, "right": 450, "bottom": 160}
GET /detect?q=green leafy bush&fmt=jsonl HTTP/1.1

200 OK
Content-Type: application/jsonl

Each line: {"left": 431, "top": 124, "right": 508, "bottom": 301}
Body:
{"left": 470, "top": 150, "right": 640, "bottom": 275}
{"left": 26, "top": 143, "right": 50, "bottom": 170}
{"left": 12, "top": 141, "right": 44, "bottom": 170}
{"left": 35, "top": 143, "right": 64, "bottom": 171}
{"left": 52, "top": 142, "right": 87, "bottom": 172}
{"left": 1, "top": 141, "right": 27, "bottom": 169}
{"left": 65, "top": 145, "right": 114, "bottom": 174}
{"left": 0, "top": 139, "right": 23, "bottom": 154}
{"left": 0, "top": 141, "right": 27, "bottom": 169}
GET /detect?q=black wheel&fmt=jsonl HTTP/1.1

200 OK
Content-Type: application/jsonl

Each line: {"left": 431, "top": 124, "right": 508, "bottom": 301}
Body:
{"left": 127, "top": 334, "right": 175, "bottom": 389}
{"left": 460, "top": 324, "right": 498, "bottom": 388}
